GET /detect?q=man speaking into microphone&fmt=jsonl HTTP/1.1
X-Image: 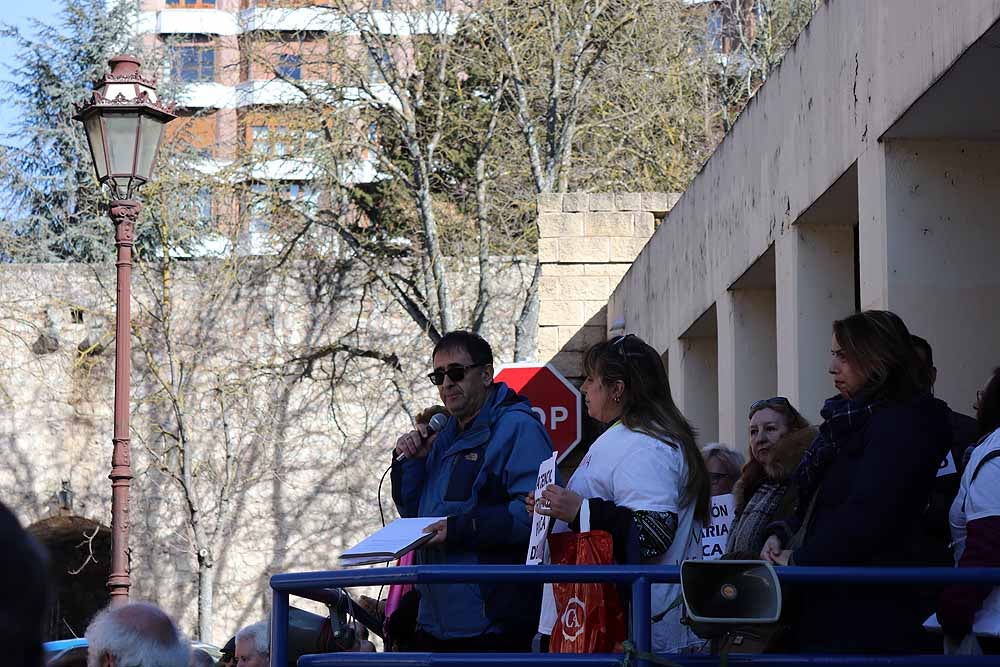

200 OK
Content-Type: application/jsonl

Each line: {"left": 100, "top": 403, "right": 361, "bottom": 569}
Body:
{"left": 391, "top": 331, "right": 554, "bottom": 652}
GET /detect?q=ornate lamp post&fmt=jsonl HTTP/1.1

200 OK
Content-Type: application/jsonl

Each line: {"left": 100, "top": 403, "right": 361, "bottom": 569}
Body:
{"left": 74, "top": 55, "right": 175, "bottom": 605}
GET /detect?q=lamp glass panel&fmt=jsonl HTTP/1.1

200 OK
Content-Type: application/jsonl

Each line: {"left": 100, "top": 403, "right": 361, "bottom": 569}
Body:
{"left": 136, "top": 114, "right": 166, "bottom": 181}
{"left": 104, "top": 112, "right": 141, "bottom": 176}
{"left": 83, "top": 115, "right": 109, "bottom": 181}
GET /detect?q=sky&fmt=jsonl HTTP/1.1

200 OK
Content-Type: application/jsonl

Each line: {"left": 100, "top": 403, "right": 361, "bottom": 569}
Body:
{"left": 0, "top": 0, "right": 62, "bottom": 138}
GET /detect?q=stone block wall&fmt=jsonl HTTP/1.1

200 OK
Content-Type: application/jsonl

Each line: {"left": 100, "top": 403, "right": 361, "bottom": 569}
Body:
{"left": 536, "top": 192, "right": 679, "bottom": 379}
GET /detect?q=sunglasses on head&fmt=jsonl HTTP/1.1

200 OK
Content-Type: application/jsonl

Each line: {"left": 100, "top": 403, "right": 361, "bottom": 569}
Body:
{"left": 427, "top": 363, "right": 483, "bottom": 386}
{"left": 748, "top": 396, "right": 791, "bottom": 419}
{"left": 609, "top": 333, "right": 643, "bottom": 358}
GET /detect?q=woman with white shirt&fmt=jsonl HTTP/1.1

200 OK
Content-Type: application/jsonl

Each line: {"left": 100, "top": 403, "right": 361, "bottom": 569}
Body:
{"left": 530, "top": 333, "right": 711, "bottom": 654}
{"left": 938, "top": 367, "right": 1000, "bottom": 653}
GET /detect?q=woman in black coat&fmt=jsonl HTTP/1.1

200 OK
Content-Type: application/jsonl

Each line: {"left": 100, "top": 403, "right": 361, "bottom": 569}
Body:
{"left": 761, "top": 310, "right": 952, "bottom": 654}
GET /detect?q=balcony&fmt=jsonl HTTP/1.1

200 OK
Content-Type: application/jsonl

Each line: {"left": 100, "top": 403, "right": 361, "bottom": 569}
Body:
{"left": 235, "top": 78, "right": 339, "bottom": 106}
{"left": 177, "top": 82, "right": 238, "bottom": 109}
{"left": 148, "top": 8, "right": 241, "bottom": 35}
{"left": 240, "top": 6, "right": 349, "bottom": 32}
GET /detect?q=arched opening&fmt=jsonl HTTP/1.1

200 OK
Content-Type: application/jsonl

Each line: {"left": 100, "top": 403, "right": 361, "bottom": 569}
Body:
{"left": 29, "top": 515, "right": 111, "bottom": 640}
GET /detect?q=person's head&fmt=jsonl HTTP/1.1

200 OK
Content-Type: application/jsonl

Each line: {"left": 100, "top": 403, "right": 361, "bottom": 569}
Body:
{"left": 830, "top": 311, "right": 922, "bottom": 401}
{"left": 429, "top": 331, "right": 494, "bottom": 424}
{"left": 583, "top": 334, "right": 711, "bottom": 521}
{"left": 217, "top": 637, "right": 235, "bottom": 667}
{"left": 235, "top": 622, "right": 269, "bottom": 667}
{"left": 85, "top": 601, "right": 190, "bottom": 667}
{"left": 975, "top": 367, "right": 1000, "bottom": 435}
{"left": 0, "top": 502, "right": 50, "bottom": 667}
{"left": 189, "top": 649, "right": 214, "bottom": 667}
{"left": 911, "top": 335, "right": 938, "bottom": 392}
{"left": 747, "top": 397, "right": 809, "bottom": 466}
{"left": 701, "top": 444, "right": 744, "bottom": 496}
{"left": 415, "top": 404, "right": 447, "bottom": 425}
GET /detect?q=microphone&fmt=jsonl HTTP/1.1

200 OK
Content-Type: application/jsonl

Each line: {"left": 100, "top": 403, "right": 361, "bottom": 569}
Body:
{"left": 394, "top": 412, "right": 449, "bottom": 461}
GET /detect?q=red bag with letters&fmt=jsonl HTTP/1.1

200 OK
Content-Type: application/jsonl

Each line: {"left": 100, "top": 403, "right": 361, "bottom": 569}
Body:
{"left": 548, "top": 529, "right": 626, "bottom": 653}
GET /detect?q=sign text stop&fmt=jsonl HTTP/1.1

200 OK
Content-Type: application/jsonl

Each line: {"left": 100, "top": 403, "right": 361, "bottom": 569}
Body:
{"left": 494, "top": 363, "right": 582, "bottom": 461}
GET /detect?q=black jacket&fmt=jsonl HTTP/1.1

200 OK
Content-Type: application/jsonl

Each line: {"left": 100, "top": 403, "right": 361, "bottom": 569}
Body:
{"left": 786, "top": 394, "right": 952, "bottom": 654}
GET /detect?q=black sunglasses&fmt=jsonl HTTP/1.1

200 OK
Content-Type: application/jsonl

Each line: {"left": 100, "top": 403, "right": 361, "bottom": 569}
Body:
{"left": 748, "top": 396, "right": 791, "bottom": 418}
{"left": 609, "top": 333, "right": 643, "bottom": 358}
{"left": 427, "top": 363, "right": 483, "bottom": 386}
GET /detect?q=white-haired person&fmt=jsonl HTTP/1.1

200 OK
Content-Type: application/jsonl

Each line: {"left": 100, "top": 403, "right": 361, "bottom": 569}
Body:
{"left": 235, "top": 621, "right": 269, "bottom": 667}
{"left": 85, "top": 601, "right": 190, "bottom": 667}
{"left": 701, "top": 443, "right": 744, "bottom": 497}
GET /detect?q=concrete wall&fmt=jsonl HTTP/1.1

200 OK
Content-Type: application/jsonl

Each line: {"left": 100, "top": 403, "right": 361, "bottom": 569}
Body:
{"left": 0, "top": 257, "right": 530, "bottom": 643}
{"left": 536, "top": 192, "right": 678, "bottom": 380}
{"left": 608, "top": 1, "right": 1000, "bottom": 447}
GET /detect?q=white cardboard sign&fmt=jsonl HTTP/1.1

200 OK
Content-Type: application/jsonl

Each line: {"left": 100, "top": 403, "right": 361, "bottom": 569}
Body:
{"left": 526, "top": 452, "right": 558, "bottom": 565}
{"left": 701, "top": 493, "right": 735, "bottom": 560}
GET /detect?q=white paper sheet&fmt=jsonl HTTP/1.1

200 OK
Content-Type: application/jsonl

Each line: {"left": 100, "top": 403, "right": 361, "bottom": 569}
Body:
{"left": 339, "top": 516, "right": 447, "bottom": 565}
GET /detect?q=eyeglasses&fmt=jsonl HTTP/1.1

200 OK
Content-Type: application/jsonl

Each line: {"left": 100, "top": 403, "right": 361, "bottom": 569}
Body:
{"left": 427, "top": 363, "right": 483, "bottom": 386}
{"left": 610, "top": 333, "right": 643, "bottom": 358}
{"left": 709, "top": 472, "right": 733, "bottom": 483}
{"left": 748, "top": 396, "right": 791, "bottom": 418}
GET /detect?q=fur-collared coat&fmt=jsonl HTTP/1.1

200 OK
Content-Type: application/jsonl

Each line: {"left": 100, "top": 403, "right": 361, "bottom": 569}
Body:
{"left": 725, "top": 426, "right": 817, "bottom": 557}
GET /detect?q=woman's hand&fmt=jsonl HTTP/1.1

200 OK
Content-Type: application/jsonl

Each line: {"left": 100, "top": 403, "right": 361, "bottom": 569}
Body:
{"left": 771, "top": 549, "right": 792, "bottom": 566}
{"left": 537, "top": 484, "right": 584, "bottom": 523}
{"left": 760, "top": 535, "right": 784, "bottom": 563}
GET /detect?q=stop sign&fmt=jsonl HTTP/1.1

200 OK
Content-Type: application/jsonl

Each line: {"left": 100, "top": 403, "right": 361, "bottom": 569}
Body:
{"left": 495, "top": 363, "right": 582, "bottom": 461}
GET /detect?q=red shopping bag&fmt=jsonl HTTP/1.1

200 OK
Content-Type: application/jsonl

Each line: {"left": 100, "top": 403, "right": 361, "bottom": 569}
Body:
{"left": 549, "top": 530, "right": 626, "bottom": 653}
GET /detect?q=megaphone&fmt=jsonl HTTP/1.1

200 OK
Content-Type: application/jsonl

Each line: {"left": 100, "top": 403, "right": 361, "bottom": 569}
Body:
{"left": 679, "top": 559, "right": 782, "bottom": 639}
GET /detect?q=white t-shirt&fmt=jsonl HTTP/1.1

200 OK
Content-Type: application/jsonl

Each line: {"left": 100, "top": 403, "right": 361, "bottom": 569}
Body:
{"left": 538, "top": 423, "right": 703, "bottom": 653}
{"left": 948, "top": 427, "right": 1000, "bottom": 633}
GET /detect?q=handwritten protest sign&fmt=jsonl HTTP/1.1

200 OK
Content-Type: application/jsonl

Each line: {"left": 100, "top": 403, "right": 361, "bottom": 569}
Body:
{"left": 526, "top": 452, "right": 558, "bottom": 565}
{"left": 701, "top": 493, "right": 735, "bottom": 560}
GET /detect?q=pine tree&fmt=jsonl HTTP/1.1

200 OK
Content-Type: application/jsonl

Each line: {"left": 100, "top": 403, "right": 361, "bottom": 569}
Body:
{"left": 0, "top": 0, "right": 135, "bottom": 262}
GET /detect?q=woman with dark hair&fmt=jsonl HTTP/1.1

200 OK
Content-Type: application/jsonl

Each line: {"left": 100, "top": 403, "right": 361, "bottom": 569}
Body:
{"left": 760, "top": 310, "right": 952, "bottom": 654}
{"left": 531, "top": 334, "right": 711, "bottom": 653}
{"left": 725, "top": 397, "right": 816, "bottom": 558}
{"left": 937, "top": 367, "right": 1000, "bottom": 653}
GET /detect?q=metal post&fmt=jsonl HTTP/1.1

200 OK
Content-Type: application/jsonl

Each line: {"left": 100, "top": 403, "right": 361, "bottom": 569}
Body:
{"left": 107, "top": 199, "right": 139, "bottom": 605}
{"left": 631, "top": 576, "right": 651, "bottom": 667}
{"left": 271, "top": 590, "right": 290, "bottom": 667}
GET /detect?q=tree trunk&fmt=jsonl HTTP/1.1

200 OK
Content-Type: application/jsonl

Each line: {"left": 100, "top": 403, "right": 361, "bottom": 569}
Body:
{"left": 513, "top": 261, "right": 540, "bottom": 361}
{"left": 197, "top": 551, "right": 214, "bottom": 642}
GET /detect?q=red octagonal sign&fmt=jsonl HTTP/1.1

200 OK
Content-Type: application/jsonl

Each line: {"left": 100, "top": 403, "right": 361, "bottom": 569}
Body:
{"left": 495, "top": 363, "right": 582, "bottom": 461}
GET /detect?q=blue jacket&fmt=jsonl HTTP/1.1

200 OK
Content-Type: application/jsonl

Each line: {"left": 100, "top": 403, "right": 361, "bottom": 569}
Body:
{"left": 391, "top": 382, "right": 554, "bottom": 639}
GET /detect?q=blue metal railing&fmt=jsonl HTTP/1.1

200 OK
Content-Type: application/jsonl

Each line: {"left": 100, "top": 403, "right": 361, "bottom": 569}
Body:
{"left": 270, "top": 565, "right": 1000, "bottom": 667}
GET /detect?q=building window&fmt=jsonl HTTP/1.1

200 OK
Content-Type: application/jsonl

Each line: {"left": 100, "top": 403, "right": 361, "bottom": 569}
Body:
{"left": 166, "top": 0, "right": 217, "bottom": 7}
{"left": 276, "top": 54, "right": 301, "bottom": 80}
{"left": 367, "top": 48, "right": 392, "bottom": 83}
{"left": 371, "top": 0, "right": 392, "bottom": 8}
{"left": 176, "top": 45, "right": 216, "bottom": 82}
{"left": 70, "top": 308, "right": 85, "bottom": 324}
{"left": 251, "top": 125, "right": 295, "bottom": 157}
{"left": 707, "top": 9, "right": 725, "bottom": 53}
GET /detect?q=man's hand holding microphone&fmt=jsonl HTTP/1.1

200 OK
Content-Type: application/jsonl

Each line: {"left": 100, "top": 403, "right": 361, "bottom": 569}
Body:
{"left": 394, "top": 412, "right": 449, "bottom": 460}
{"left": 394, "top": 412, "right": 450, "bottom": 544}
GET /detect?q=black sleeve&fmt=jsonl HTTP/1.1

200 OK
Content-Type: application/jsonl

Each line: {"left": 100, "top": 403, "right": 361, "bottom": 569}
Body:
{"left": 570, "top": 498, "right": 678, "bottom": 564}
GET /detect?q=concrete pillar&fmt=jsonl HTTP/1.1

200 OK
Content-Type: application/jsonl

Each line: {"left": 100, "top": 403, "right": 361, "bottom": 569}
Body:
{"left": 858, "top": 140, "right": 1000, "bottom": 412}
{"left": 669, "top": 337, "right": 719, "bottom": 445}
{"left": 717, "top": 289, "right": 777, "bottom": 451}
{"left": 775, "top": 225, "right": 856, "bottom": 422}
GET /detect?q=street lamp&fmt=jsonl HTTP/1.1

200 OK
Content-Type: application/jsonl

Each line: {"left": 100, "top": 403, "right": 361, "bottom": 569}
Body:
{"left": 74, "top": 55, "right": 175, "bottom": 605}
